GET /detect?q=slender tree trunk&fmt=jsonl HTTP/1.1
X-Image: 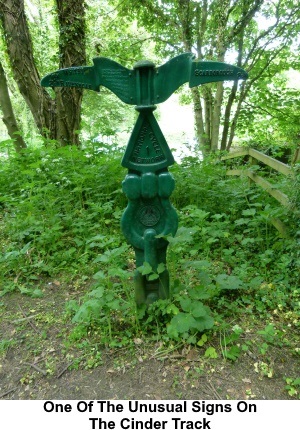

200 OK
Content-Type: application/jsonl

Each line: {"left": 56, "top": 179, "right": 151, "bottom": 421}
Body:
{"left": 221, "top": 32, "right": 244, "bottom": 151}
{"left": 221, "top": 80, "right": 238, "bottom": 150}
{"left": 226, "top": 87, "right": 246, "bottom": 150}
{"left": 203, "top": 87, "right": 212, "bottom": 147}
{"left": 210, "top": 0, "right": 229, "bottom": 151}
{"left": 0, "top": 61, "right": 27, "bottom": 152}
{"left": 0, "top": 0, "right": 86, "bottom": 146}
{"left": 0, "top": 0, "right": 54, "bottom": 136}
{"left": 191, "top": 87, "right": 210, "bottom": 154}
{"left": 210, "top": 81, "right": 224, "bottom": 151}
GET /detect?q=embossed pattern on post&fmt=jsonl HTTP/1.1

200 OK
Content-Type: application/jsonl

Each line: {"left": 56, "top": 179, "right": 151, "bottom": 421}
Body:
{"left": 121, "top": 109, "right": 174, "bottom": 173}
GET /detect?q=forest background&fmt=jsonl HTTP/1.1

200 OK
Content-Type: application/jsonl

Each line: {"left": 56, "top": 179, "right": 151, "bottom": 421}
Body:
{"left": 0, "top": 0, "right": 299, "bottom": 400}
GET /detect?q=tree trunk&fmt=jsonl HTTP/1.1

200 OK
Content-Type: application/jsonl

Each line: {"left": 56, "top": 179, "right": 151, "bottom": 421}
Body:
{"left": 203, "top": 86, "right": 212, "bottom": 144}
{"left": 0, "top": 61, "right": 27, "bottom": 152}
{"left": 0, "top": 0, "right": 54, "bottom": 137}
{"left": 191, "top": 87, "right": 210, "bottom": 154}
{"left": 292, "top": 145, "right": 300, "bottom": 165}
{"left": 0, "top": 0, "right": 86, "bottom": 146}
{"left": 221, "top": 31, "right": 244, "bottom": 151}
{"left": 226, "top": 89, "right": 246, "bottom": 151}
{"left": 55, "top": 0, "right": 86, "bottom": 146}
{"left": 220, "top": 80, "right": 238, "bottom": 150}
{"left": 180, "top": 1, "right": 211, "bottom": 155}
{"left": 210, "top": 81, "right": 224, "bottom": 151}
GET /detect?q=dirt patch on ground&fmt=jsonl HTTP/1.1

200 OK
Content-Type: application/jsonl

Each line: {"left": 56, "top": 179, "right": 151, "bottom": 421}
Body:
{"left": 0, "top": 282, "right": 299, "bottom": 400}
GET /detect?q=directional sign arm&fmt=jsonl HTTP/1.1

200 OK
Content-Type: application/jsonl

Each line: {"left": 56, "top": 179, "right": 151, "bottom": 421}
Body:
{"left": 189, "top": 60, "right": 248, "bottom": 87}
{"left": 92, "top": 58, "right": 137, "bottom": 105}
{"left": 41, "top": 57, "right": 138, "bottom": 105}
{"left": 153, "top": 54, "right": 248, "bottom": 104}
{"left": 41, "top": 65, "right": 100, "bottom": 91}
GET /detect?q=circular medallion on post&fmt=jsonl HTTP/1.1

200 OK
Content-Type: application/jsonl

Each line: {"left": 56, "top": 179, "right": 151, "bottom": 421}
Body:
{"left": 138, "top": 205, "right": 161, "bottom": 227}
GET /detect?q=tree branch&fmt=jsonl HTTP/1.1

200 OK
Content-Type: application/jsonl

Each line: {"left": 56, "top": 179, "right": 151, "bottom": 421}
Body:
{"left": 226, "top": 0, "right": 264, "bottom": 47}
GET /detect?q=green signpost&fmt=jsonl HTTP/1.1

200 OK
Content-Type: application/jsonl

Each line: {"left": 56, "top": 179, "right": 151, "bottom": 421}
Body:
{"left": 41, "top": 53, "right": 248, "bottom": 305}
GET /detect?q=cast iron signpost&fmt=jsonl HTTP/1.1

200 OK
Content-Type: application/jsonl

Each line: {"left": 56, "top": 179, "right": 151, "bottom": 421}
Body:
{"left": 41, "top": 53, "right": 248, "bottom": 305}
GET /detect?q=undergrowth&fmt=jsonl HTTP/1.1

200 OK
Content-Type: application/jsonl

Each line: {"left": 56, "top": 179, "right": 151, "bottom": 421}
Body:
{"left": 0, "top": 145, "right": 299, "bottom": 380}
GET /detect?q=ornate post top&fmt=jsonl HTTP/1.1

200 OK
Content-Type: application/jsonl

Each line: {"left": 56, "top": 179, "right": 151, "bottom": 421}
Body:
{"left": 41, "top": 53, "right": 248, "bottom": 108}
{"left": 133, "top": 60, "right": 156, "bottom": 69}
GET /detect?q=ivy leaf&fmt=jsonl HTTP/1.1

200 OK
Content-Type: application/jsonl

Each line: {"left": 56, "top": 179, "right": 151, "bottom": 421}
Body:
{"left": 223, "top": 345, "right": 241, "bottom": 361}
{"left": 137, "top": 262, "right": 153, "bottom": 275}
{"left": 179, "top": 297, "right": 192, "bottom": 313}
{"left": 193, "top": 314, "right": 214, "bottom": 331}
{"left": 169, "top": 313, "right": 197, "bottom": 333}
{"left": 216, "top": 274, "right": 244, "bottom": 290}
{"left": 88, "top": 286, "right": 105, "bottom": 299}
{"left": 148, "top": 273, "right": 159, "bottom": 281}
{"left": 190, "top": 301, "right": 209, "bottom": 318}
{"left": 197, "top": 333, "right": 208, "bottom": 346}
{"left": 157, "top": 263, "right": 166, "bottom": 274}
{"left": 205, "top": 347, "right": 218, "bottom": 358}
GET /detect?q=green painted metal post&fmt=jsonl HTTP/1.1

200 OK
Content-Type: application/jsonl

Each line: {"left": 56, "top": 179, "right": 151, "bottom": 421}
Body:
{"left": 41, "top": 53, "right": 248, "bottom": 305}
{"left": 120, "top": 60, "right": 178, "bottom": 304}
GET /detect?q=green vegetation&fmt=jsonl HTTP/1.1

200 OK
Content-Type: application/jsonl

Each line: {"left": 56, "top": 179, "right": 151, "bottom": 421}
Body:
{"left": 1, "top": 146, "right": 299, "bottom": 391}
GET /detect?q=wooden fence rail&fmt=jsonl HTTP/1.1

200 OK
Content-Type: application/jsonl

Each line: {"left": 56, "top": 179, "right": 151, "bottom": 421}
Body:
{"left": 221, "top": 148, "right": 295, "bottom": 236}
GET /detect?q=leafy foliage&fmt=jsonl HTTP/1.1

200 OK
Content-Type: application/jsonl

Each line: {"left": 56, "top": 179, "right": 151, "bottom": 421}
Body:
{"left": 116, "top": 0, "right": 300, "bottom": 152}
{"left": 0, "top": 147, "right": 299, "bottom": 364}
{"left": 0, "top": 144, "right": 126, "bottom": 286}
{"left": 1, "top": 0, "right": 299, "bottom": 153}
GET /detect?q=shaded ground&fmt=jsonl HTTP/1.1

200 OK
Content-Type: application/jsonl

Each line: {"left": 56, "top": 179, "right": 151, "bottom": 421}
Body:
{"left": 0, "top": 281, "right": 299, "bottom": 400}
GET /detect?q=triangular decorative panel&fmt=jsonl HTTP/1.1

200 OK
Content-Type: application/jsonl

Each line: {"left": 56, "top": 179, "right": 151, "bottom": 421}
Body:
{"left": 122, "top": 111, "right": 174, "bottom": 173}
